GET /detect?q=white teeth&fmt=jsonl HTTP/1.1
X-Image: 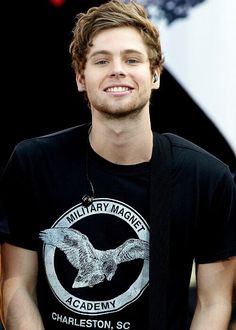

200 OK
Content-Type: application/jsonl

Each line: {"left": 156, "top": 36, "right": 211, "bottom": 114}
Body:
{"left": 106, "top": 86, "right": 129, "bottom": 92}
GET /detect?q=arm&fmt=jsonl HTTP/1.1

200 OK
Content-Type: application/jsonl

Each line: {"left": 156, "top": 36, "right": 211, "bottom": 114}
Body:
{"left": 190, "top": 257, "right": 236, "bottom": 330}
{"left": 233, "top": 261, "right": 236, "bottom": 303}
{"left": 1, "top": 243, "right": 45, "bottom": 330}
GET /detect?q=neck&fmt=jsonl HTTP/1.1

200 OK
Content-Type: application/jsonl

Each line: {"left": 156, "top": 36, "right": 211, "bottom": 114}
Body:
{"left": 89, "top": 113, "right": 153, "bottom": 165}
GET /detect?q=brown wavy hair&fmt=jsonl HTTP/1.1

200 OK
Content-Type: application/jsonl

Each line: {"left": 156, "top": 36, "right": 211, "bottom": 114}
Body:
{"left": 69, "top": 0, "right": 164, "bottom": 75}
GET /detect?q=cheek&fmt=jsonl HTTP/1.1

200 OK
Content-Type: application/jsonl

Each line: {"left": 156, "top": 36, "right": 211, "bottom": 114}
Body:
{"left": 84, "top": 73, "right": 102, "bottom": 89}
{"left": 84, "top": 79, "right": 97, "bottom": 94}
{"left": 131, "top": 68, "right": 152, "bottom": 84}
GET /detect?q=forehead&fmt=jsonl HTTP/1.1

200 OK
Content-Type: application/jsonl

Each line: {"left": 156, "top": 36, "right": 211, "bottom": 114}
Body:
{"left": 87, "top": 26, "right": 148, "bottom": 56}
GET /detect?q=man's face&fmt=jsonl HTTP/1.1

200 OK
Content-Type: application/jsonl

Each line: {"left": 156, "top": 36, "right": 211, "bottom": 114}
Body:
{"left": 76, "top": 26, "right": 159, "bottom": 119}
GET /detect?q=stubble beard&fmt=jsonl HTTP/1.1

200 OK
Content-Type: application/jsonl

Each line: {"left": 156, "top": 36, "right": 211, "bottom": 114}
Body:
{"left": 92, "top": 96, "right": 150, "bottom": 120}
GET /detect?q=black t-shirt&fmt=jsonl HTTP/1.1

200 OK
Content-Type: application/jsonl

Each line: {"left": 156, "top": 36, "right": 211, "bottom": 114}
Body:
{"left": 0, "top": 169, "right": 9, "bottom": 243}
{"left": 1, "top": 124, "right": 236, "bottom": 330}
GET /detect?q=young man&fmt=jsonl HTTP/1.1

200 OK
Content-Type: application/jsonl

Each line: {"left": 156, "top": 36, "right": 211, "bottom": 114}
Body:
{"left": 1, "top": 1, "right": 235, "bottom": 329}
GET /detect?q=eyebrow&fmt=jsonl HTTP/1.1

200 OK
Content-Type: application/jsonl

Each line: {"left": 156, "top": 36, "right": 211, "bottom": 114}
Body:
{"left": 89, "top": 49, "right": 146, "bottom": 59}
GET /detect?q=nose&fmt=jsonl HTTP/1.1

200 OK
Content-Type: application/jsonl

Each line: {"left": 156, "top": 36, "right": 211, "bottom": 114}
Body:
{"left": 109, "top": 59, "right": 126, "bottom": 78}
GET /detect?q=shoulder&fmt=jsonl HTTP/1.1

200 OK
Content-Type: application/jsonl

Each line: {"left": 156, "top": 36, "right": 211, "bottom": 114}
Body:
{"left": 13, "top": 123, "right": 90, "bottom": 160}
{"left": 157, "top": 133, "right": 234, "bottom": 187}
{"left": 2, "top": 123, "right": 90, "bottom": 176}
{"left": 162, "top": 132, "right": 229, "bottom": 170}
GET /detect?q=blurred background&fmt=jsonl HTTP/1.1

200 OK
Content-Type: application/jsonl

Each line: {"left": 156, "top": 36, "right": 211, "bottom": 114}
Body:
{"left": 1, "top": 0, "right": 236, "bottom": 328}
{"left": 1, "top": 0, "right": 236, "bottom": 174}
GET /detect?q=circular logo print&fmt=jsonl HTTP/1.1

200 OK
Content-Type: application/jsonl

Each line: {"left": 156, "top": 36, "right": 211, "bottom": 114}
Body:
{"left": 41, "top": 198, "right": 149, "bottom": 315}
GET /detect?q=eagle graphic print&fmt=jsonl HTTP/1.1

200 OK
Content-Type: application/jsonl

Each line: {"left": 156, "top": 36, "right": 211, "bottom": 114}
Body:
{"left": 40, "top": 198, "right": 150, "bottom": 316}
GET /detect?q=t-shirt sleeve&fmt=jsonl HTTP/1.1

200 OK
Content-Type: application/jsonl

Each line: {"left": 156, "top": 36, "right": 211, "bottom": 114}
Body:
{"left": 0, "top": 145, "right": 38, "bottom": 250}
{"left": 195, "top": 166, "right": 236, "bottom": 264}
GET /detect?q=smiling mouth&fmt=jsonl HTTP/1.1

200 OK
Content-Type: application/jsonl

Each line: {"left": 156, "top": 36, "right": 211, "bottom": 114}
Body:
{"left": 104, "top": 86, "right": 133, "bottom": 93}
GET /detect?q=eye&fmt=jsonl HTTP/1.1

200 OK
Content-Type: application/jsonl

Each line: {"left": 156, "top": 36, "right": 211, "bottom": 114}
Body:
{"left": 94, "top": 59, "right": 109, "bottom": 65}
{"left": 126, "top": 58, "right": 140, "bottom": 64}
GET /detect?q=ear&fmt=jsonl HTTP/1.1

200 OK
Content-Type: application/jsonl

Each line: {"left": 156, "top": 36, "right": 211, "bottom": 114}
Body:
{"left": 76, "top": 73, "right": 86, "bottom": 92}
{"left": 151, "top": 69, "right": 160, "bottom": 90}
